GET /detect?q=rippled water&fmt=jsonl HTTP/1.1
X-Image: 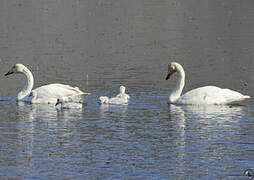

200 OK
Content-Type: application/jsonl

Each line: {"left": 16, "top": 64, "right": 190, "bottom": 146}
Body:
{"left": 0, "top": 93, "right": 254, "bottom": 179}
{"left": 0, "top": 0, "right": 254, "bottom": 179}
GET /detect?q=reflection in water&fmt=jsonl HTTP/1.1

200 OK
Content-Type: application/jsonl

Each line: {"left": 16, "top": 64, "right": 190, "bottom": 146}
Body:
{"left": 99, "top": 104, "right": 128, "bottom": 119}
{"left": 15, "top": 102, "right": 58, "bottom": 174}
{"left": 168, "top": 105, "right": 186, "bottom": 179}
{"left": 0, "top": 94, "right": 253, "bottom": 179}
{"left": 17, "top": 101, "right": 57, "bottom": 120}
{"left": 168, "top": 104, "right": 247, "bottom": 179}
{"left": 12, "top": 102, "right": 84, "bottom": 178}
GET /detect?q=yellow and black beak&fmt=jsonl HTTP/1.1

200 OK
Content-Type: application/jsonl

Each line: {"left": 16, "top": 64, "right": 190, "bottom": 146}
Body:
{"left": 165, "top": 69, "right": 176, "bottom": 80}
{"left": 5, "top": 67, "right": 14, "bottom": 76}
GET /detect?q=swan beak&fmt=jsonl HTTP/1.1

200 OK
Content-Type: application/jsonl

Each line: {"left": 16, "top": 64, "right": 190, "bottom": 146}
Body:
{"left": 5, "top": 68, "right": 14, "bottom": 76}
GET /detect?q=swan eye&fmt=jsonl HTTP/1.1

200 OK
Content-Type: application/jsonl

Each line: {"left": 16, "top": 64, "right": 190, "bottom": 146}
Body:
{"left": 12, "top": 65, "right": 18, "bottom": 71}
{"left": 169, "top": 66, "right": 176, "bottom": 72}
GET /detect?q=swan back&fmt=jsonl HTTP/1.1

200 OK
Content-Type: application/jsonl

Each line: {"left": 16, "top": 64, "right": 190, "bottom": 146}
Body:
{"left": 108, "top": 97, "right": 128, "bottom": 105}
{"left": 32, "top": 84, "right": 88, "bottom": 104}
{"left": 177, "top": 86, "right": 250, "bottom": 105}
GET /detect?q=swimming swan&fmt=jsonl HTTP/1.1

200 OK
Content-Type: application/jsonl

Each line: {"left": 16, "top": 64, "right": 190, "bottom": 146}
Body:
{"left": 55, "top": 98, "right": 83, "bottom": 110}
{"left": 5, "top": 64, "right": 90, "bottom": 104}
{"left": 165, "top": 62, "right": 250, "bottom": 105}
{"left": 99, "top": 86, "right": 130, "bottom": 105}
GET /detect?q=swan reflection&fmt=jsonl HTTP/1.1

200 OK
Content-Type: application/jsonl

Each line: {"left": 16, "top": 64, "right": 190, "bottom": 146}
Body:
{"left": 170, "top": 104, "right": 245, "bottom": 119}
{"left": 168, "top": 104, "right": 246, "bottom": 177}
{"left": 99, "top": 104, "right": 128, "bottom": 119}
{"left": 15, "top": 102, "right": 82, "bottom": 170}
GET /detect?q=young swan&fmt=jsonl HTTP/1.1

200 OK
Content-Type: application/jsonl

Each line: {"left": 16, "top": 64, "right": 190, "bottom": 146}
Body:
{"left": 55, "top": 97, "right": 82, "bottom": 110}
{"left": 166, "top": 62, "right": 250, "bottom": 105}
{"left": 5, "top": 64, "right": 90, "bottom": 104}
{"left": 99, "top": 86, "right": 130, "bottom": 105}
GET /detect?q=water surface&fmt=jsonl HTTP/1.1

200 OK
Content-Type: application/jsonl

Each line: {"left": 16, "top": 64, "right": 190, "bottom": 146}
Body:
{"left": 0, "top": 0, "right": 254, "bottom": 179}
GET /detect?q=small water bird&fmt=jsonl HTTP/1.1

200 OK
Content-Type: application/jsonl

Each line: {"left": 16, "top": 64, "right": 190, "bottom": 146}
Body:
{"left": 5, "top": 64, "right": 90, "bottom": 104}
{"left": 99, "top": 86, "right": 130, "bottom": 105}
{"left": 245, "top": 169, "right": 254, "bottom": 179}
{"left": 55, "top": 98, "right": 82, "bottom": 110}
{"left": 166, "top": 62, "right": 250, "bottom": 105}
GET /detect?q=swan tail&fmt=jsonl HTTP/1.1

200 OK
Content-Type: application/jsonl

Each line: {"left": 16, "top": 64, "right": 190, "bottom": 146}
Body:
{"left": 227, "top": 95, "right": 250, "bottom": 104}
{"left": 243, "top": 95, "right": 251, "bottom": 99}
{"left": 238, "top": 95, "right": 251, "bottom": 101}
{"left": 74, "top": 86, "right": 85, "bottom": 93}
{"left": 73, "top": 87, "right": 90, "bottom": 97}
{"left": 80, "top": 92, "right": 91, "bottom": 97}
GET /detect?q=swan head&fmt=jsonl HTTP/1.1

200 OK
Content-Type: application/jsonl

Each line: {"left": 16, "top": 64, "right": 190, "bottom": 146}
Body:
{"left": 5, "top": 64, "right": 27, "bottom": 76}
{"left": 165, "top": 62, "right": 178, "bottom": 80}
{"left": 55, "top": 98, "right": 63, "bottom": 106}
{"left": 119, "top": 86, "right": 126, "bottom": 94}
{"left": 55, "top": 97, "right": 70, "bottom": 106}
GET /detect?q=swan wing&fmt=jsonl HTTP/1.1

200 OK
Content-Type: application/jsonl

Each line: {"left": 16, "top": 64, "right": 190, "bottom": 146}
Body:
{"left": 116, "top": 93, "right": 130, "bottom": 100}
{"left": 108, "top": 97, "right": 128, "bottom": 105}
{"left": 177, "top": 86, "right": 250, "bottom": 105}
{"left": 32, "top": 83, "right": 89, "bottom": 103}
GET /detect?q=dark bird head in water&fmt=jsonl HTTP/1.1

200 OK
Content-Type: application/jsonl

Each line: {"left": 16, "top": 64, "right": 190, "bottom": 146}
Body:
{"left": 245, "top": 169, "right": 254, "bottom": 179}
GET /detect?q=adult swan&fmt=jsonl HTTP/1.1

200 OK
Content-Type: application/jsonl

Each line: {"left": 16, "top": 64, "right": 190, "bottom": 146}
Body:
{"left": 5, "top": 64, "right": 90, "bottom": 104}
{"left": 165, "top": 62, "right": 250, "bottom": 105}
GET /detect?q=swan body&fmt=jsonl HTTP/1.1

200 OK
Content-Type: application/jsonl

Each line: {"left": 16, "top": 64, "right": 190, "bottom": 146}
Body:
{"left": 99, "top": 86, "right": 130, "bottom": 105}
{"left": 5, "top": 64, "right": 90, "bottom": 104}
{"left": 166, "top": 62, "right": 250, "bottom": 105}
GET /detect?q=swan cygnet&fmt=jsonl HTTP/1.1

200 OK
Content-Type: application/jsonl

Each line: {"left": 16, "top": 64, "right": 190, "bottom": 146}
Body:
{"left": 5, "top": 64, "right": 90, "bottom": 104}
{"left": 165, "top": 62, "right": 250, "bottom": 105}
{"left": 99, "top": 86, "right": 130, "bottom": 105}
{"left": 55, "top": 97, "right": 83, "bottom": 110}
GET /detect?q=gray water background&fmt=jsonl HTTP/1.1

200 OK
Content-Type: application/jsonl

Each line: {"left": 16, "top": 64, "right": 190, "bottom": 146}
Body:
{"left": 0, "top": 0, "right": 254, "bottom": 179}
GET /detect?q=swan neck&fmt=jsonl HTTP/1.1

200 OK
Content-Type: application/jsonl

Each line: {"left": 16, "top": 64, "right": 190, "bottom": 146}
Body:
{"left": 169, "top": 65, "right": 185, "bottom": 103}
{"left": 17, "top": 67, "right": 34, "bottom": 100}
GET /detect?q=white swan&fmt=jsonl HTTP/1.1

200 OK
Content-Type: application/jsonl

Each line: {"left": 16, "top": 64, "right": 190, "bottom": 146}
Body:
{"left": 166, "top": 62, "right": 250, "bottom": 105}
{"left": 5, "top": 64, "right": 90, "bottom": 104}
{"left": 99, "top": 86, "right": 130, "bottom": 105}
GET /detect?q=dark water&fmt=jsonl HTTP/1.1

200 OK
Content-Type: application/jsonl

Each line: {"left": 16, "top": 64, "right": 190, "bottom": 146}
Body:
{"left": 0, "top": 0, "right": 254, "bottom": 179}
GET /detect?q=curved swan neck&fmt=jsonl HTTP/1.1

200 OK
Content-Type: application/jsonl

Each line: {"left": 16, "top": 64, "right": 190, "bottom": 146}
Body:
{"left": 169, "top": 63, "right": 185, "bottom": 103}
{"left": 17, "top": 66, "right": 34, "bottom": 100}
